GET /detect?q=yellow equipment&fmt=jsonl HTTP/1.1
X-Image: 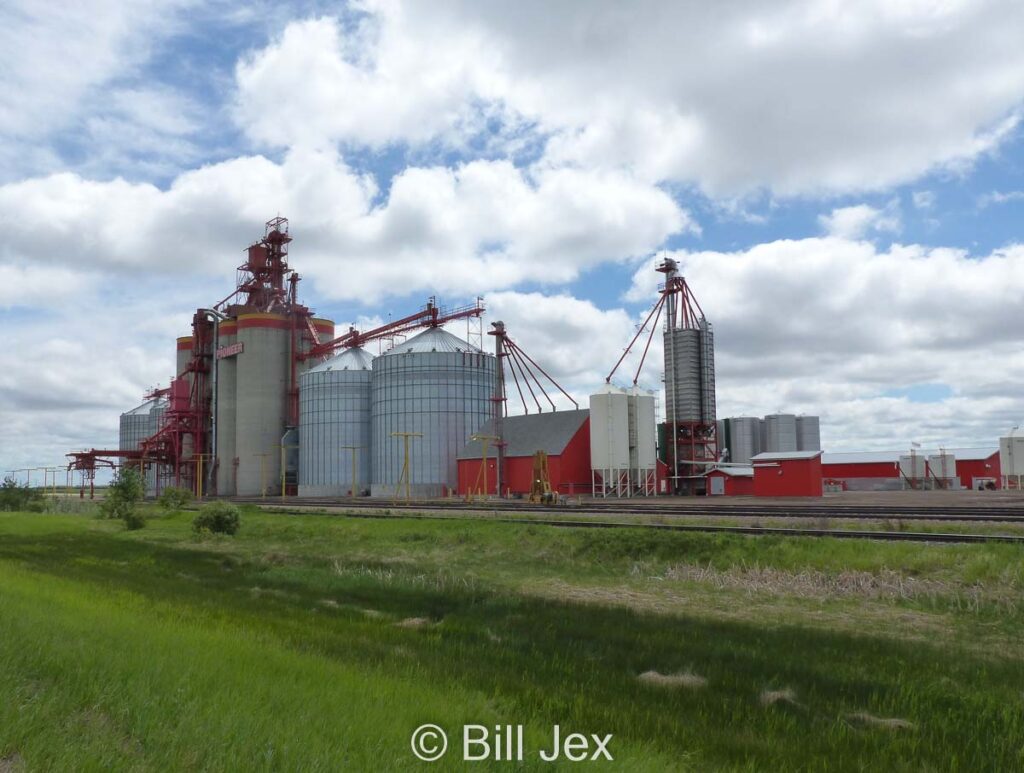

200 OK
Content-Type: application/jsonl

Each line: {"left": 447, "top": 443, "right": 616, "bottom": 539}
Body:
{"left": 528, "top": 450, "right": 555, "bottom": 504}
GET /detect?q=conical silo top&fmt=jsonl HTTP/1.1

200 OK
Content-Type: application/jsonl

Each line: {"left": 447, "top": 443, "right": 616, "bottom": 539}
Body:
{"left": 308, "top": 346, "right": 375, "bottom": 373}
{"left": 383, "top": 327, "right": 481, "bottom": 356}
{"left": 124, "top": 398, "right": 157, "bottom": 416}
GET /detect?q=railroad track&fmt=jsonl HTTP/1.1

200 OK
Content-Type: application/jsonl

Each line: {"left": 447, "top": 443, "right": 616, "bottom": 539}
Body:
{"left": 235, "top": 503, "right": 1024, "bottom": 545}
{"left": 231, "top": 496, "right": 1024, "bottom": 523}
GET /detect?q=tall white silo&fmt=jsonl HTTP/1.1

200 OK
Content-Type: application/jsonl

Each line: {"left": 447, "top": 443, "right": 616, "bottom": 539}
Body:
{"left": 590, "top": 385, "right": 630, "bottom": 497}
{"left": 215, "top": 318, "right": 238, "bottom": 496}
{"left": 1000, "top": 431, "right": 1024, "bottom": 489}
{"left": 234, "top": 313, "right": 290, "bottom": 496}
{"left": 629, "top": 387, "right": 658, "bottom": 496}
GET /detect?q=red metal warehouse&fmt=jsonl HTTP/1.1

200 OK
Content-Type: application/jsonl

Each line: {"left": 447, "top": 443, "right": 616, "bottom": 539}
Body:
{"left": 751, "top": 450, "right": 824, "bottom": 497}
{"left": 457, "top": 410, "right": 591, "bottom": 497}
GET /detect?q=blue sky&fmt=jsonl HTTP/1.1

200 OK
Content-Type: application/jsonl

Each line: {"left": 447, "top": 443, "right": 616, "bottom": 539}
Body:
{"left": 3, "top": 0, "right": 1024, "bottom": 478}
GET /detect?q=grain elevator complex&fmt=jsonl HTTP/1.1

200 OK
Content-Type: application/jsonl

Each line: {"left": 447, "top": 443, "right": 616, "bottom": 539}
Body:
{"left": 66, "top": 218, "right": 1020, "bottom": 501}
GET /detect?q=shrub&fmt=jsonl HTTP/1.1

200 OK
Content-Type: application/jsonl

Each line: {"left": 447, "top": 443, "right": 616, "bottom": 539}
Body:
{"left": 101, "top": 467, "right": 145, "bottom": 529}
{"left": 0, "top": 477, "right": 46, "bottom": 512}
{"left": 193, "top": 501, "right": 240, "bottom": 536}
{"left": 158, "top": 486, "right": 193, "bottom": 512}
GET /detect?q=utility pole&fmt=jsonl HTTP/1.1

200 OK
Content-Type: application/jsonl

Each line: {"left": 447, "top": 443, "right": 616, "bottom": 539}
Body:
{"left": 253, "top": 452, "right": 271, "bottom": 499}
{"left": 390, "top": 432, "right": 422, "bottom": 503}
{"left": 341, "top": 446, "right": 363, "bottom": 497}
{"left": 468, "top": 434, "right": 500, "bottom": 501}
{"left": 489, "top": 321, "right": 507, "bottom": 497}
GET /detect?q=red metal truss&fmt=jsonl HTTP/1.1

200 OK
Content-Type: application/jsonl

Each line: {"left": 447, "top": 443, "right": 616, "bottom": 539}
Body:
{"left": 303, "top": 297, "right": 485, "bottom": 361}
{"left": 605, "top": 257, "right": 707, "bottom": 386}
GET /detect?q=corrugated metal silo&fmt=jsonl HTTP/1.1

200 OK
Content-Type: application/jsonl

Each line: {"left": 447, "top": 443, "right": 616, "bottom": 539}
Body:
{"left": 234, "top": 313, "right": 290, "bottom": 496}
{"left": 729, "top": 417, "right": 762, "bottom": 465}
{"left": 119, "top": 398, "right": 166, "bottom": 494}
{"left": 796, "top": 415, "right": 821, "bottom": 452}
{"left": 299, "top": 347, "right": 374, "bottom": 496}
{"left": 215, "top": 319, "right": 238, "bottom": 495}
{"left": 370, "top": 328, "right": 494, "bottom": 497}
{"left": 765, "top": 414, "right": 798, "bottom": 452}
{"left": 663, "top": 320, "right": 716, "bottom": 423}
{"left": 120, "top": 400, "right": 154, "bottom": 452}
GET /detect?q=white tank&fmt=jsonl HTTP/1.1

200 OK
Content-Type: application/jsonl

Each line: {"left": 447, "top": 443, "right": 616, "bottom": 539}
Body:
{"left": 899, "top": 454, "right": 926, "bottom": 481}
{"left": 629, "top": 387, "right": 657, "bottom": 471}
{"left": 234, "top": 313, "right": 290, "bottom": 496}
{"left": 999, "top": 434, "right": 1024, "bottom": 478}
{"left": 299, "top": 347, "right": 374, "bottom": 496}
{"left": 928, "top": 453, "right": 957, "bottom": 482}
{"left": 590, "top": 385, "right": 630, "bottom": 472}
{"left": 215, "top": 319, "right": 238, "bottom": 495}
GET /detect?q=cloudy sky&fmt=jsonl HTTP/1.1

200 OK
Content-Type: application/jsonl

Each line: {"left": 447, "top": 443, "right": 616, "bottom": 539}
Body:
{"left": 3, "top": 0, "right": 1024, "bottom": 479}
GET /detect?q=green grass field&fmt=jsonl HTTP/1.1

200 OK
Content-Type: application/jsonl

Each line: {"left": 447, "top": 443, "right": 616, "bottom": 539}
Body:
{"left": 0, "top": 507, "right": 1022, "bottom": 771}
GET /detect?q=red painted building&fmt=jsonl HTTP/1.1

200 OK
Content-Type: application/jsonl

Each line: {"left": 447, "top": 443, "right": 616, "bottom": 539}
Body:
{"left": 705, "top": 466, "right": 755, "bottom": 496}
{"left": 751, "top": 451, "right": 824, "bottom": 497}
{"left": 456, "top": 410, "right": 591, "bottom": 497}
{"left": 821, "top": 448, "right": 1000, "bottom": 491}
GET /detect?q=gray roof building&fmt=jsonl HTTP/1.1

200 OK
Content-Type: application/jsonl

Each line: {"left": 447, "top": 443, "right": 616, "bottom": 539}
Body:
{"left": 457, "top": 409, "right": 590, "bottom": 459}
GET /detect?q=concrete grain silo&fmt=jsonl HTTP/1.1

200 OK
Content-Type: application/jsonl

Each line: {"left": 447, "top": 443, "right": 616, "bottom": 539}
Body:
{"left": 214, "top": 318, "right": 238, "bottom": 495}
{"left": 233, "top": 313, "right": 290, "bottom": 496}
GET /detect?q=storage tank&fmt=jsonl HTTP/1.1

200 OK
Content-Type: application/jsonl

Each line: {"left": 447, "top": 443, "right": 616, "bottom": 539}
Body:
{"left": 728, "top": 417, "right": 761, "bottom": 465}
{"left": 796, "top": 415, "right": 821, "bottom": 452}
{"left": 591, "top": 385, "right": 630, "bottom": 495}
{"left": 899, "top": 454, "right": 926, "bottom": 486}
{"left": 176, "top": 336, "right": 193, "bottom": 379}
{"left": 214, "top": 319, "right": 238, "bottom": 495}
{"left": 299, "top": 347, "right": 374, "bottom": 496}
{"left": 928, "top": 453, "right": 957, "bottom": 487}
{"left": 629, "top": 387, "right": 657, "bottom": 471}
{"left": 629, "top": 387, "right": 657, "bottom": 494}
{"left": 663, "top": 320, "right": 716, "bottom": 423}
{"left": 999, "top": 432, "right": 1024, "bottom": 488}
{"left": 119, "top": 398, "right": 166, "bottom": 494}
{"left": 765, "top": 414, "right": 798, "bottom": 453}
{"left": 119, "top": 399, "right": 155, "bottom": 452}
{"left": 234, "top": 313, "right": 290, "bottom": 496}
{"left": 370, "top": 328, "right": 494, "bottom": 498}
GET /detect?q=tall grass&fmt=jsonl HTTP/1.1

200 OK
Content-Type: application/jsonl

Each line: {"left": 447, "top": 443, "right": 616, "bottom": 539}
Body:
{"left": 0, "top": 511, "right": 1021, "bottom": 771}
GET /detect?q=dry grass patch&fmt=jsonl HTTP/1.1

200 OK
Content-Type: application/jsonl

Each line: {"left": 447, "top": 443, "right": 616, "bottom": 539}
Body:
{"left": 637, "top": 670, "right": 707, "bottom": 689}
{"left": 663, "top": 563, "right": 1018, "bottom": 611}
{"left": 846, "top": 712, "right": 915, "bottom": 730}
{"left": 394, "top": 617, "right": 435, "bottom": 629}
{"left": 760, "top": 688, "right": 800, "bottom": 707}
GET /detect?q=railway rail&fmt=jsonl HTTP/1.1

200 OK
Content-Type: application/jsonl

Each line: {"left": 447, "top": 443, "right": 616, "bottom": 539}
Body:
{"left": 232, "top": 496, "right": 1024, "bottom": 524}
{"left": 231, "top": 498, "right": 1024, "bottom": 545}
